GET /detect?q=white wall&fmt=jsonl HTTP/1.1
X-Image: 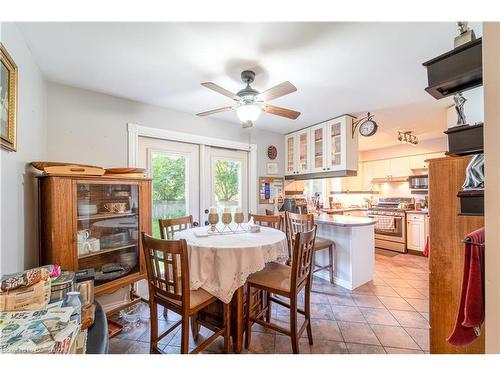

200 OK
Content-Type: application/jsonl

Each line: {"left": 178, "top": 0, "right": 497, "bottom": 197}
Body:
{"left": 46, "top": 82, "right": 285, "bottom": 211}
{"left": 0, "top": 23, "right": 47, "bottom": 275}
{"left": 484, "top": 22, "right": 500, "bottom": 354}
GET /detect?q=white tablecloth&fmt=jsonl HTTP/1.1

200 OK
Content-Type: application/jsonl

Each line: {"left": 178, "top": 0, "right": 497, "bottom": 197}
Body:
{"left": 174, "top": 226, "right": 288, "bottom": 303}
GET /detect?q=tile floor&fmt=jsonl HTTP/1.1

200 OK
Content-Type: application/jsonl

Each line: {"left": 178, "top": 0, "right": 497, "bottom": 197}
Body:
{"left": 108, "top": 250, "right": 429, "bottom": 354}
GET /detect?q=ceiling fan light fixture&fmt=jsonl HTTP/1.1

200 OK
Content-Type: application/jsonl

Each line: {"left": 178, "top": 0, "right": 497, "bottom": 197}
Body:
{"left": 236, "top": 104, "right": 261, "bottom": 123}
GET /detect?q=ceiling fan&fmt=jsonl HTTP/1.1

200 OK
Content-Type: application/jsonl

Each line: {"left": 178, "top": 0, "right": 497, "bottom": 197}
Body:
{"left": 196, "top": 70, "right": 301, "bottom": 128}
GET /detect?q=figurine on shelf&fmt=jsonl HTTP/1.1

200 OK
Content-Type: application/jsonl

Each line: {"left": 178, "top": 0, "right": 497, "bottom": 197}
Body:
{"left": 463, "top": 154, "right": 484, "bottom": 190}
{"left": 454, "top": 92, "right": 467, "bottom": 126}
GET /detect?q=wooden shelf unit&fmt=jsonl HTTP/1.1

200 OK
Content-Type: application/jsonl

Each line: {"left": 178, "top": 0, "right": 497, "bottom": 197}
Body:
{"left": 428, "top": 156, "right": 484, "bottom": 354}
{"left": 38, "top": 175, "right": 152, "bottom": 296}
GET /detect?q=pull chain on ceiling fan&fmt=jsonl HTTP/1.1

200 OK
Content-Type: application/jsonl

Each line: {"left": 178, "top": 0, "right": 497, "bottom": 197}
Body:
{"left": 196, "top": 70, "right": 301, "bottom": 128}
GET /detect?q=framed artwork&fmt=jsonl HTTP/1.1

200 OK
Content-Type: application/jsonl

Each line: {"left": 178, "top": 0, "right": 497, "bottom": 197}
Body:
{"left": 1, "top": 43, "right": 18, "bottom": 151}
{"left": 267, "top": 162, "right": 279, "bottom": 175}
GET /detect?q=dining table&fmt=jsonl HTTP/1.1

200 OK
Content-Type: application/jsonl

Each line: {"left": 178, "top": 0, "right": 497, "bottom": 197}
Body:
{"left": 174, "top": 225, "right": 288, "bottom": 353}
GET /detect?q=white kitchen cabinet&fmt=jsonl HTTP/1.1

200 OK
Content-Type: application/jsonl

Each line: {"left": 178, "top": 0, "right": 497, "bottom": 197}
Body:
{"left": 297, "top": 129, "right": 311, "bottom": 174}
{"left": 362, "top": 161, "right": 374, "bottom": 190}
{"left": 310, "top": 123, "right": 327, "bottom": 173}
{"left": 326, "top": 116, "right": 358, "bottom": 172}
{"left": 285, "top": 130, "right": 311, "bottom": 176}
{"left": 372, "top": 159, "right": 391, "bottom": 178}
{"left": 285, "top": 134, "right": 296, "bottom": 175}
{"left": 406, "top": 213, "right": 427, "bottom": 252}
{"left": 409, "top": 154, "right": 428, "bottom": 170}
{"left": 389, "top": 157, "right": 410, "bottom": 177}
{"left": 286, "top": 115, "right": 358, "bottom": 178}
{"left": 409, "top": 152, "right": 445, "bottom": 170}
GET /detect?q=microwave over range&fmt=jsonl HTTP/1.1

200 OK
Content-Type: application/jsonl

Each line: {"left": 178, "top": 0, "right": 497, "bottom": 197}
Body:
{"left": 408, "top": 175, "right": 429, "bottom": 191}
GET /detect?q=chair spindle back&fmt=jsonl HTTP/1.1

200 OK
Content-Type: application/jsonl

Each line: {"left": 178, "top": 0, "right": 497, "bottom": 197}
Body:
{"left": 159, "top": 215, "right": 193, "bottom": 240}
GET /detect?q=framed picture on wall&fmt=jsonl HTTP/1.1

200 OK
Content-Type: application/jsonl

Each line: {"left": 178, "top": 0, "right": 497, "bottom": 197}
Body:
{"left": 267, "top": 162, "right": 278, "bottom": 175}
{"left": 1, "top": 43, "right": 18, "bottom": 152}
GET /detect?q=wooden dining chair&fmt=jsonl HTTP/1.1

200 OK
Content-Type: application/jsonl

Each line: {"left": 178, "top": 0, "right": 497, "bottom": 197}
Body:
{"left": 141, "top": 233, "right": 231, "bottom": 354}
{"left": 248, "top": 213, "right": 282, "bottom": 230}
{"left": 286, "top": 212, "right": 335, "bottom": 283}
{"left": 158, "top": 215, "right": 194, "bottom": 240}
{"left": 245, "top": 227, "right": 317, "bottom": 354}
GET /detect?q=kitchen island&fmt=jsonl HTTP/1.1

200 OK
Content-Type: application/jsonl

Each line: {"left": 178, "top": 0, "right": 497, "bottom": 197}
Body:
{"left": 313, "top": 213, "right": 376, "bottom": 290}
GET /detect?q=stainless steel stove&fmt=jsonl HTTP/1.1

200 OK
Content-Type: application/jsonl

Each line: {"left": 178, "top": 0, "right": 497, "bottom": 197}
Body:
{"left": 368, "top": 197, "right": 414, "bottom": 253}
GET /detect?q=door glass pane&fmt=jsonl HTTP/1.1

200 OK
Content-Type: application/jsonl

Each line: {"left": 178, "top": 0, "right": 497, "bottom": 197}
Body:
{"left": 299, "top": 132, "right": 308, "bottom": 172}
{"left": 76, "top": 183, "right": 139, "bottom": 287}
{"left": 151, "top": 152, "right": 188, "bottom": 237}
{"left": 213, "top": 158, "right": 242, "bottom": 211}
{"left": 314, "top": 128, "right": 323, "bottom": 169}
{"left": 287, "top": 137, "right": 295, "bottom": 172}
{"left": 330, "top": 122, "right": 341, "bottom": 167}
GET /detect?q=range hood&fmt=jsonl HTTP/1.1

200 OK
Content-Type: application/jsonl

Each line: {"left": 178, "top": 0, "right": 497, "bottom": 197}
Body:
{"left": 422, "top": 37, "right": 482, "bottom": 99}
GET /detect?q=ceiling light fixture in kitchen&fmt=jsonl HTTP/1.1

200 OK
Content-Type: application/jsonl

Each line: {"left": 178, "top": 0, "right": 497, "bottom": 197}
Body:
{"left": 397, "top": 130, "right": 419, "bottom": 145}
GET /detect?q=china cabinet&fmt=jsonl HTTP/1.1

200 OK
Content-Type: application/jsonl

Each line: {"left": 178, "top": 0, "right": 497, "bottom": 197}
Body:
{"left": 38, "top": 175, "right": 152, "bottom": 296}
{"left": 284, "top": 115, "right": 358, "bottom": 179}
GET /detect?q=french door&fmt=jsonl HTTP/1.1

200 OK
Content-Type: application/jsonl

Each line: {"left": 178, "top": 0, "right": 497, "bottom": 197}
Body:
{"left": 202, "top": 146, "right": 248, "bottom": 225}
{"left": 138, "top": 137, "right": 249, "bottom": 235}
{"left": 138, "top": 137, "right": 200, "bottom": 237}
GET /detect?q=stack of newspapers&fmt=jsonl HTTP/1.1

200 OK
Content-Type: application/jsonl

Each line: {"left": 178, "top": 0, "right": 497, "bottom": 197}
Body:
{"left": 0, "top": 302, "right": 81, "bottom": 354}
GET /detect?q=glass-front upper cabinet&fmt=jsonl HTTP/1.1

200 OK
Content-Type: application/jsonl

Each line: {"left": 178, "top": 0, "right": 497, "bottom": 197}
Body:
{"left": 76, "top": 182, "right": 140, "bottom": 287}
{"left": 285, "top": 115, "right": 357, "bottom": 177}
{"left": 328, "top": 120, "right": 342, "bottom": 169}
{"left": 285, "top": 134, "right": 296, "bottom": 175}
{"left": 311, "top": 124, "right": 326, "bottom": 173}
{"left": 296, "top": 129, "right": 310, "bottom": 174}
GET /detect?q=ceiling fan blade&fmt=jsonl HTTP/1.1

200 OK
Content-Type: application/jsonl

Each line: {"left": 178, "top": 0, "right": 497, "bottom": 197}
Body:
{"left": 201, "top": 82, "right": 239, "bottom": 100}
{"left": 196, "top": 106, "right": 233, "bottom": 117}
{"left": 264, "top": 105, "right": 301, "bottom": 120}
{"left": 256, "top": 81, "right": 297, "bottom": 101}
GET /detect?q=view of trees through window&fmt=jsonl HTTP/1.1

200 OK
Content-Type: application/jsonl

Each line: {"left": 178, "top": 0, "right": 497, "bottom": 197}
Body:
{"left": 151, "top": 153, "right": 187, "bottom": 237}
{"left": 214, "top": 159, "right": 241, "bottom": 208}
{"left": 150, "top": 154, "right": 242, "bottom": 237}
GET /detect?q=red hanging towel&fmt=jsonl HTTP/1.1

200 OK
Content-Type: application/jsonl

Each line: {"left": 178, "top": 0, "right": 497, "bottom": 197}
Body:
{"left": 447, "top": 227, "right": 485, "bottom": 346}
{"left": 423, "top": 235, "right": 430, "bottom": 257}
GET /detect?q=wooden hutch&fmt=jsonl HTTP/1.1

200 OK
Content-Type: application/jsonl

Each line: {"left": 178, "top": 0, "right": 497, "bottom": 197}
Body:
{"left": 38, "top": 174, "right": 152, "bottom": 302}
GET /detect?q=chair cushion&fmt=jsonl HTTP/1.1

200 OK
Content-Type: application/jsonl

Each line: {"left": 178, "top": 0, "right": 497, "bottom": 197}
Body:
{"left": 247, "top": 262, "right": 291, "bottom": 293}
{"left": 314, "top": 236, "right": 334, "bottom": 250}
{"left": 165, "top": 288, "right": 215, "bottom": 310}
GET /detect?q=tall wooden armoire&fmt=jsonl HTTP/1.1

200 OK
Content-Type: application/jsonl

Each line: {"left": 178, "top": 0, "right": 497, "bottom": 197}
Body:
{"left": 429, "top": 156, "right": 484, "bottom": 353}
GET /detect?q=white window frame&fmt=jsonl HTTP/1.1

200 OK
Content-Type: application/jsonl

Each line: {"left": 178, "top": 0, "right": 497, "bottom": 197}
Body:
{"left": 127, "top": 123, "right": 258, "bottom": 213}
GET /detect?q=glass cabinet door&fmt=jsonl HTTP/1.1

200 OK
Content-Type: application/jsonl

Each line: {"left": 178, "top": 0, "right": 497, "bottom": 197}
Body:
{"left": 329, "top": 121, "right": 342, "bottom": 169}
{"left": 312, "top": 125, "right": 326, "bottom": 172}
{"left": 286, "top": 135, "right": 295, "bottom": 174}
{"left": 297, "top": 130, "right": 310, "bottom": 173}
{"left": 76, "top": 182, "right": 140, "bottom": 287}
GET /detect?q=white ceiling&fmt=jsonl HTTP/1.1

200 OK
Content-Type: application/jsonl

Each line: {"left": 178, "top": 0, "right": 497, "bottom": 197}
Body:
{"left": 17, "top": 22, "right": 482, "bottom": 150}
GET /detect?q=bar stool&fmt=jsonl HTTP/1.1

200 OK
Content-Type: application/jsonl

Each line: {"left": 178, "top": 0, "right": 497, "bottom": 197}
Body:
{"left": 286, "top": 212, "right": 335, "bottom": 283}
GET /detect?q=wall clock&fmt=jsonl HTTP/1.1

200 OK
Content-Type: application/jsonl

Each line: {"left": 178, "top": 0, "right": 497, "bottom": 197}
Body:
{"left": 267, "top": 145, "right": 278, "bottom": 160}
{"left": 351, "top": 112, "right": 379, "bottom": 138}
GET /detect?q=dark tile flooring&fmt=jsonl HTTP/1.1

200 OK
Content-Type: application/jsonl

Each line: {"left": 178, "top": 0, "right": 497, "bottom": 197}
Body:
{"left": 109, "top": 251, "right": 429, "bottom": 354}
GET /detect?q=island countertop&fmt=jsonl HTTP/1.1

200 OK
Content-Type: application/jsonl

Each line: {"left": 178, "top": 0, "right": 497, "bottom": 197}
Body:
{"left": 314, "top": 213, "right": 376, "bottom": 227}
